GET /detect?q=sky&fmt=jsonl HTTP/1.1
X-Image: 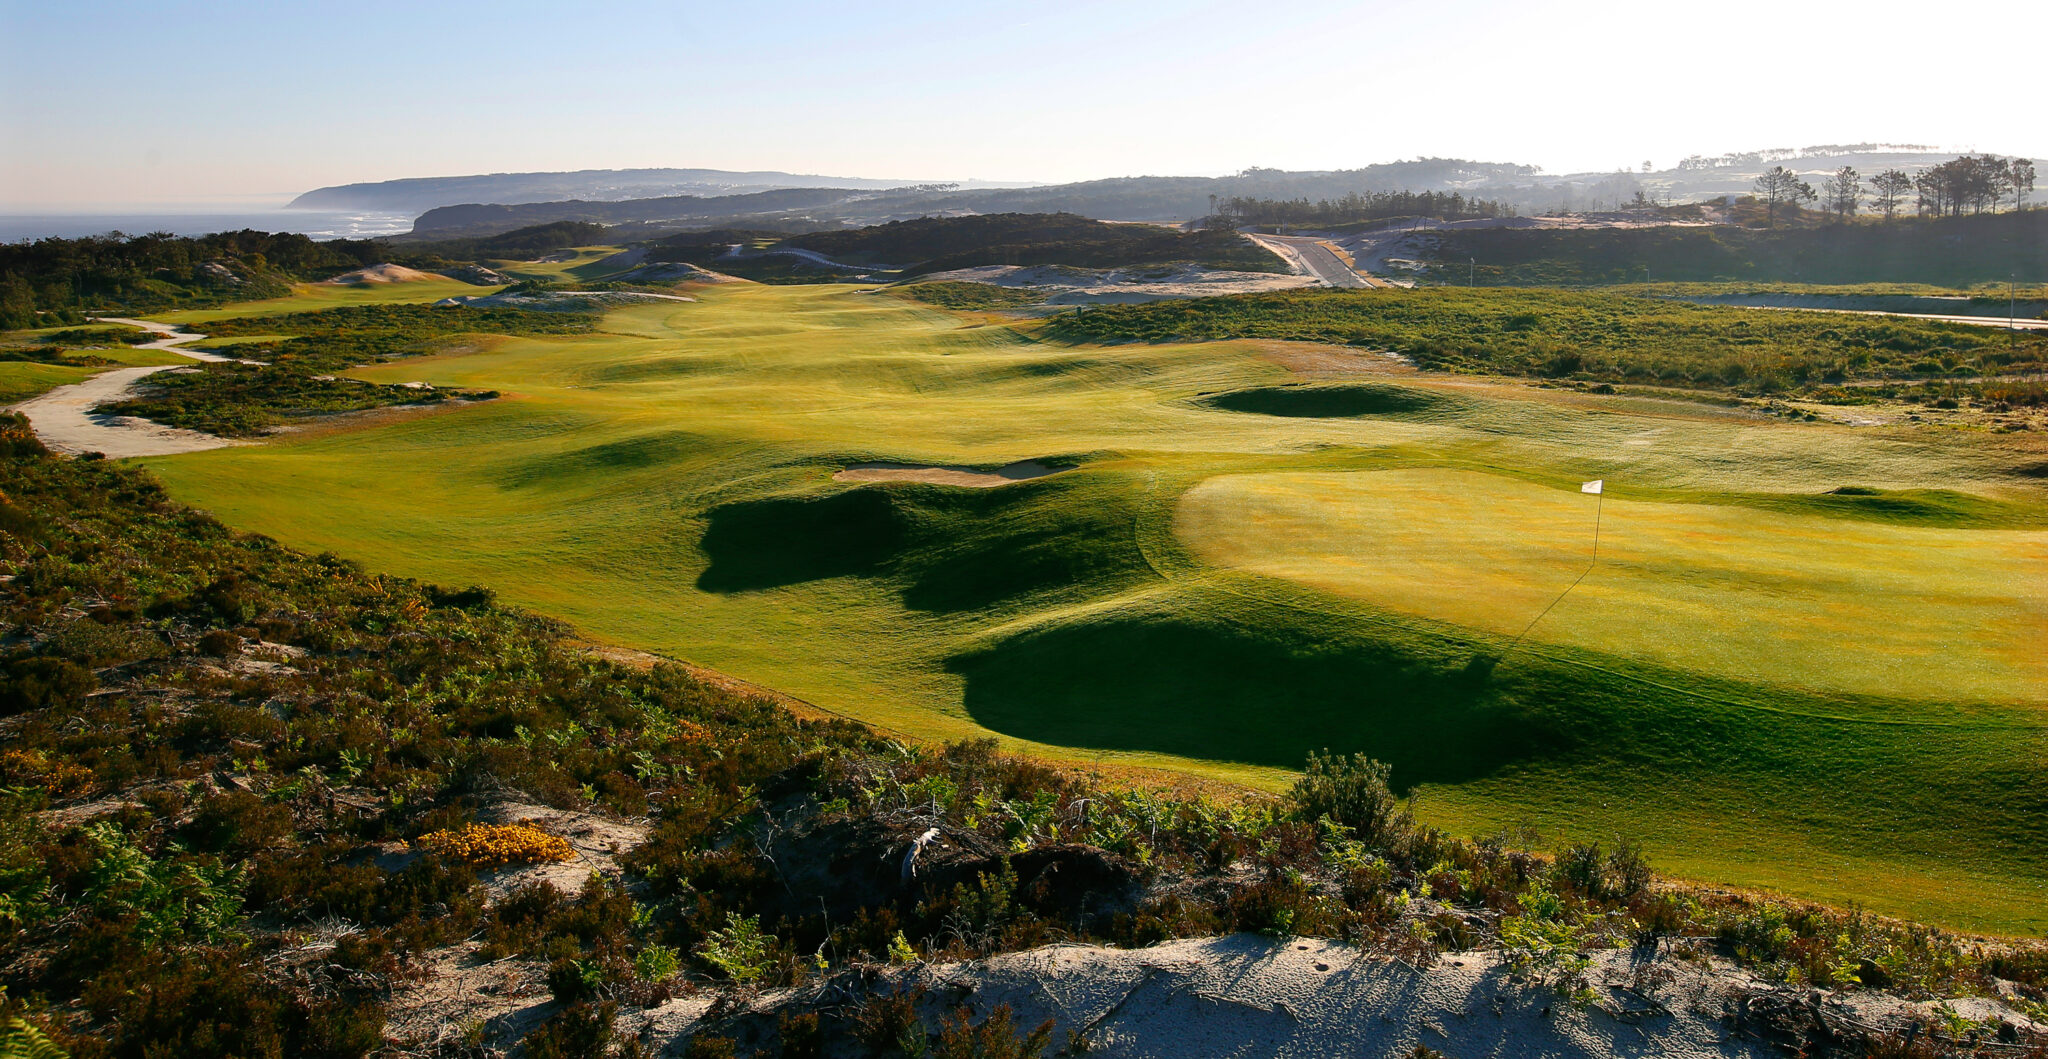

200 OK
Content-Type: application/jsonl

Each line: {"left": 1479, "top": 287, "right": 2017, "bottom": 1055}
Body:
{"left": 4, "top": 0, "right": 2045, "bottom": 209}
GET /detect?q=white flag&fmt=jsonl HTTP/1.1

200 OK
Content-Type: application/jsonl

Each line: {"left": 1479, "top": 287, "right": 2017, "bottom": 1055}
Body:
{"left": 1581, "top": 480, "right": 1603, "bottom": 494}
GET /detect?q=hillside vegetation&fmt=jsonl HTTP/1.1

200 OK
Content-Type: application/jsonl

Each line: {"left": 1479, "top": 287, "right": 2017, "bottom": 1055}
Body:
{"left": 1048, "top": 286, "right": 2048, "bottom": 396}
{"left": 786, "top": 213, "right": 1282, "bottom": 274}
{"left": 1417, "top": 211, "right": 2048, "bottom": 287}
{"left": 98, "top": 304, "right": 587, "bottom": 436}
{"left": 0, "top": 232, "right": 387, "bottom": 328}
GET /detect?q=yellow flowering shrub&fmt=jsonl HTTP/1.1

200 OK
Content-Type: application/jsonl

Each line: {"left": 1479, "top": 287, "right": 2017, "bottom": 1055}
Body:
{"left": 412, "top": 823, "right": 575, "bottom": 868}
{"left": 0, "top": 749, "right": 93, "bottom": 797}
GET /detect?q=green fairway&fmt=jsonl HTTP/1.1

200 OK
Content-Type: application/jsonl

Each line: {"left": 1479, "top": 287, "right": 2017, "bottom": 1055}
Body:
{"left": 1179, "top": 468, "right": 2048, "bottom": 703}
{"left": 134, "top": 280, "right": 2048, "bottom": 932}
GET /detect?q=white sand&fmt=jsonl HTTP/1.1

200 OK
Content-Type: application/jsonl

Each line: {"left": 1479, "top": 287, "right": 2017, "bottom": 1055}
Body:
{"left": 10, "top": 318, "right": 246, "bottom": 458}
{"left": 320, "top": 262, "right": 441, "bottom": 285}
{"left": 918, "top": 263, "right": 1314, "bottom": 306}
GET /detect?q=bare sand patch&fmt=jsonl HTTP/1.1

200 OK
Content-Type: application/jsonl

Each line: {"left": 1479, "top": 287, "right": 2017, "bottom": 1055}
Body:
{"left": 320, "top": 262, "right": 441, "bottom": 285}
{"left": 919, "top": 263, "right": 1313, "bottom": 305}
{"left": 834, "top": 459, "right": 1066, "bottom": 487}
{"left": 632, "top": 935, "right": 2046, "bottom": 1058}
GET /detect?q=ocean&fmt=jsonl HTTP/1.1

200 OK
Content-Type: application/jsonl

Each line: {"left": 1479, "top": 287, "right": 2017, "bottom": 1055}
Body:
{"left": 0, "top": 208, "right": 416, "bottom": 243}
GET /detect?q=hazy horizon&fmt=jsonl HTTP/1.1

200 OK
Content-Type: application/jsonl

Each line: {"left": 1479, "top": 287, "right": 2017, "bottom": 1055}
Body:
{"left": 5, "top": 0, "right": 2045, "bottom": 210}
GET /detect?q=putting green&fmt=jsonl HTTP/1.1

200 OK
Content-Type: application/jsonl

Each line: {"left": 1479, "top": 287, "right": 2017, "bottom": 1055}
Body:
{"left": 1178, "top": 469, "right": 2048, "bottom": 704}
{"left": 129, "top": 279, "right": 2048, "bottom": 932}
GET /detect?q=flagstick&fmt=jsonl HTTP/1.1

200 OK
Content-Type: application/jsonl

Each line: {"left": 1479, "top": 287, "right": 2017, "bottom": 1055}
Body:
{"left": 1502, "top": 487, "right": 1604, "bottom": 658}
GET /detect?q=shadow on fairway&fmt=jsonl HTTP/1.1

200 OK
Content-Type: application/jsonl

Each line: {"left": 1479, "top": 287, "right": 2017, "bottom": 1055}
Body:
{"left": 1201, "top": 383, "right": 1464, "bottom": 420}
{"left": 696, "top": 489, "right": 905, "bottom": 591}
{"left": 697, "top": 473, "right": 1154, "bottom": 609}
{"left": 951, "top": 609, "right": 1554, "bottom": 785}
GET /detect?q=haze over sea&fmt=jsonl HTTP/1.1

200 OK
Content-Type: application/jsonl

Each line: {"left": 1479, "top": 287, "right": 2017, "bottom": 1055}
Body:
{"left": 0, "top": 202, "right": 413, "bottom": 243}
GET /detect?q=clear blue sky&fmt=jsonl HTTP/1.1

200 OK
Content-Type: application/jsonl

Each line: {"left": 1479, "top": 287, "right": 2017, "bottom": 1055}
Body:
{"left": 4, "top": 0, "right": 2042, "bottom": 208}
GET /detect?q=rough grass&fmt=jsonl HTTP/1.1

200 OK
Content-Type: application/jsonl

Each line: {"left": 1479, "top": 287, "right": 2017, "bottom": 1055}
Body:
{"left": 135, "top": 282, "right": 2048, "bottom": 931}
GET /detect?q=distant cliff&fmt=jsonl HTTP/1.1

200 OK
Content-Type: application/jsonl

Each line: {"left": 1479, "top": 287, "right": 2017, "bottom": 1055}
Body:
{"left": 288, "top": 167, "right": 952, "bottom": 214}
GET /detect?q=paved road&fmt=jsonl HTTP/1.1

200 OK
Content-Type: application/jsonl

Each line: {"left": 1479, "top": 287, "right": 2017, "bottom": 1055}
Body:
{"left": 1246, "top": 233, "right": 1377, "bottom": 288}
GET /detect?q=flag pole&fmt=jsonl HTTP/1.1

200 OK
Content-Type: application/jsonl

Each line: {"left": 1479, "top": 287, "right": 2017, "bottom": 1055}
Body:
{"left": 1501, "top": 481, "right": 1605, "bottom": 658}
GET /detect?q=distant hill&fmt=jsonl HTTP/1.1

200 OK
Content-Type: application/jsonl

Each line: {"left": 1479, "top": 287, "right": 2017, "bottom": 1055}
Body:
{"left": 288, "top": 167, "right": 1025, "bottom": 214}
{"left": 396, "top": 159, "right": 1546, "bottom": 239}
{"left": 785, "top": 212, "right": 1283, "bottom": 274}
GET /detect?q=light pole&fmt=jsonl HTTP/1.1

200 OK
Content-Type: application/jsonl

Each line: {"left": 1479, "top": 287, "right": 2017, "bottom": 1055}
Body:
{"left": 1469, "top": 258, "right": 1476, "bottom": 286}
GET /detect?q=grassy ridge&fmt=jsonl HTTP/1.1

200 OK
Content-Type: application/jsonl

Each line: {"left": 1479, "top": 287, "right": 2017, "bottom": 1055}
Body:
{"left": 1415, "top": 212, "right": 2048, "bottom": 287}
{"left": 1048, "top": 286, "right": 2047, "bottom": 392}
{"left": 788, "top": 213, "right": 1283, "bottom": 275}
{"left": 136, "top": 283, "right": 2048, "bottom": 930}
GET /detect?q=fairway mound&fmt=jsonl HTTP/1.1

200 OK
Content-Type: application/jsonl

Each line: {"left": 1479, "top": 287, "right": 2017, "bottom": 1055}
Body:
{"left": 1201, "top": 382, "right": 1461, "bottom": 419}
{"left": 834, "top": 459, "right": 1067, "bottom": 487}
{"left": 320, "top": 262, "right": 440, "bottom": 285}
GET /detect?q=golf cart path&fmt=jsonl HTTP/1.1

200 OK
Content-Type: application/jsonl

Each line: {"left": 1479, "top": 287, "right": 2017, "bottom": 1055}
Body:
{"left": 10, "top": 318, "right": 246, "bottom": 458}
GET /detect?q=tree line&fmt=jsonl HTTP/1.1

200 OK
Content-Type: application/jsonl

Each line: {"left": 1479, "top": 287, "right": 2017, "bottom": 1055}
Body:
{"left": 0, "top": 230, "right": 386, "bottom": 328}
{"left": 1207, "top": 190, "right": 1512, "bottom": 228}
{"left": 1751, "top": 155, "right": 2036, "bottom": 227}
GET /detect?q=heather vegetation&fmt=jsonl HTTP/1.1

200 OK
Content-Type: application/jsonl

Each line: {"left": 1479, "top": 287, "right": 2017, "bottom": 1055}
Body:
{"left": 1410, "top": 210, "right": 2048, "bottom": 287}
{"left": 1046, "top": 286, "right": 2047, "bottom": 396}
{"left": 891, "top": 282, "right": 1044, "bottom": 310}
{"left": 94, "top": 303, "right": 591, "bottom": 435}
{"left": 2, "top": 420, "right": 2041, "bottom": 1055}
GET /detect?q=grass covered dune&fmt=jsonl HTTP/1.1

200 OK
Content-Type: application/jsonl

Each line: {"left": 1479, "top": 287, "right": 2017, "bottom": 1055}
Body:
{"left": 138, "top": 281, "right": 2048, "bottom": 931}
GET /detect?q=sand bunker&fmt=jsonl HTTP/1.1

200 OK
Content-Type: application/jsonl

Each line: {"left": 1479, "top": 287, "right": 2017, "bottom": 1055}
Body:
{"left": 833, "top": 460, "right": 1066, "bottom": 487}
{"left": 321, "top": 263, "right": 440, "bottom": 285}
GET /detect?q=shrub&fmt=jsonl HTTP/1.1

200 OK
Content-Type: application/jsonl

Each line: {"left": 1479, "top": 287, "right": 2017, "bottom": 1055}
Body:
{"left": 523, "top": 1001, "right": 624, "bottom": 1059}
{"left": 412, "top": 823, "right": 576, "bottom": 868}
{"left": 696, "top": 912, "right": 771, "bottom": 984}
{"left": 932, "top": 1003, "right": 1054, "bottom": 1059}
{"left": 1289, "top": 750, "right": 1404, "bottom": 849}
{"left": 633, "top": 944, "right": 681, "bottom": 984}
{"left": 0, "top": 656, "right": 96, "bottom": 717}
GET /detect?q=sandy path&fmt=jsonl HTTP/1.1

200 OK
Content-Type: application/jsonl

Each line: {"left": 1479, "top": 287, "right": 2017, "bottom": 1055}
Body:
{"left": 10, "top": 318, "right": 246, "bottom": 457}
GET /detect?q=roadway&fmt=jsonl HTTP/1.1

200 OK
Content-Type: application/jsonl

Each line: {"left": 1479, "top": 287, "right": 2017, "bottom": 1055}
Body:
{"left": 1245, "top": 233, "right": 1387, "bottom": 288}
